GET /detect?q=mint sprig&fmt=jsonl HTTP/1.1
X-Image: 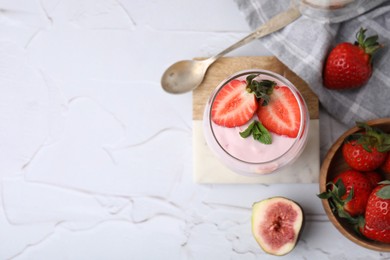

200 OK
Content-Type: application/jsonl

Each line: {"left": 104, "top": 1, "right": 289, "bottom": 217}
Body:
{"left": 245, "top": 74, "right": 276, "bottom": 106}
{"left": 239, "top": 120, "right": 272, "bottom": 145}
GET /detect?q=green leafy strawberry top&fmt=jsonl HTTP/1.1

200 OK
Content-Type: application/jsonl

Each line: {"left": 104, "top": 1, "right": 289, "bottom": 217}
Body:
{"left": 345, "top": 122, "right": 390, "bottom": 153}
{"left": 318, "top": 179, "right": 357, "bottom": 223}
{"left": 378, "top": 180, "right": 390, "bottom": 199}
{"left": 355, "top": 28, "right": 382, "bottom": 56}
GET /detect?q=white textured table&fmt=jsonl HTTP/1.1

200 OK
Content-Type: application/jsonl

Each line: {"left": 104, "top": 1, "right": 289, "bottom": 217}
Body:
{"left": 0, "top": 0, "right": 388, "bottom": 259}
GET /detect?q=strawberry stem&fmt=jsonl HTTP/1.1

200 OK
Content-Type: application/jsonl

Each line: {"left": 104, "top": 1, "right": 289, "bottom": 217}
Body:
{"left": 317, "top": 181, "right": 358, "bottom": 224}
{"left": 355, "top": 27, "right": 383, "bottom": 56}
{"left": 376, "top": 185, "right": 390, "bottom": 199}
{"left": 346, "top": 122, "right": 390, "bottom": 153}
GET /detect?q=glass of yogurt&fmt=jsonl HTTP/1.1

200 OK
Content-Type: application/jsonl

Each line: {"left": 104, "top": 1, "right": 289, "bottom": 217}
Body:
{"left": 203, "top": 70, "right": 309, "bottom": 176}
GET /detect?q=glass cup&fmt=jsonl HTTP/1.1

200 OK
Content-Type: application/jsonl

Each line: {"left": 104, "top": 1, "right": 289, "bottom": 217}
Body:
{"left": 203, "top": 70, "right": 309, "bottom": 176}
{"left": 296, "top": 0, "right": 367, "bottom": 23}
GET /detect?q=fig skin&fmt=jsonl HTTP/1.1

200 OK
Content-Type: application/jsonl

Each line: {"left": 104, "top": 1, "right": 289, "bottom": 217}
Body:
{"left": 251, "top": 197, "right": 305, "bottom": 256}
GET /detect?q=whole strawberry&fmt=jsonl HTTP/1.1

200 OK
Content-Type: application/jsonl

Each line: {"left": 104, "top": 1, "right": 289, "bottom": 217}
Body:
{"left": 361, "top": 182, "right": 390, "bottom": 243}
{"left": 380, "top": 154, "right": 390, "bottom": 175}
{"left": 318, "top": 169, "right": 373, "bottom": 218}
{"left": 323, "top": 28, "right": 382, "bottom": 90}
{"left": 365, "top": 171, "right": 384, "bottom": 187}
{"left": 342, "top": 122, "right": 390, "bottom": 172}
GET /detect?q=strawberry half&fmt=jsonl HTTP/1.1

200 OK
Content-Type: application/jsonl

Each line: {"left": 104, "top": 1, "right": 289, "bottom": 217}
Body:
{"left": 211, "top": 79, "right": 258, "bottom": 127}
{"left": 256, "top": 86, "right": 301, "bottom": 138}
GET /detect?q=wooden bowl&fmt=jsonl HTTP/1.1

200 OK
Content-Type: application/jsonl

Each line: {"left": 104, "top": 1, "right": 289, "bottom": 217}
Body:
{"left": 320, "top": 118, "right": 390, "bottom": 252}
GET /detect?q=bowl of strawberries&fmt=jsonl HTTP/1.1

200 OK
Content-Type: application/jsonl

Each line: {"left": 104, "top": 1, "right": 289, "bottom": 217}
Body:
{"left": 319, "top": 118, "right": 390, "bottom": 251}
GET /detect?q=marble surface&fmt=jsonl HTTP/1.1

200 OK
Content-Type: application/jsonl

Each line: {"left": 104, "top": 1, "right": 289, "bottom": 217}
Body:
{"left": 0, "top": 0, "right": 389, "bottom": 259}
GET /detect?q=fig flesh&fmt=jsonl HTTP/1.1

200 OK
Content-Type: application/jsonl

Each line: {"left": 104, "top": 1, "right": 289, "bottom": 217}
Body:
{"left": 251, "top": 197, "right": 304, "bottom": 256}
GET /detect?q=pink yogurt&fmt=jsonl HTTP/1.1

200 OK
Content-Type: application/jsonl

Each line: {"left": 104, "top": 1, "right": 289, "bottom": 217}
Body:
{"left": 203, "top": 70, "right": 309, "bottom": 176}
{"left": 211, "top": 119, "right": 296, "bottom": 163}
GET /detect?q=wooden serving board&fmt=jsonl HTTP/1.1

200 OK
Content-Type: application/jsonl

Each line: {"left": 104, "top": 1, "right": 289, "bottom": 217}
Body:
{"left": 192, "top": 56, "right": 320, "bottom": 184}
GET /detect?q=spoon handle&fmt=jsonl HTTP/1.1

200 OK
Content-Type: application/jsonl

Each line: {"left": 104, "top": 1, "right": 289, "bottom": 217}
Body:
{"left": 210, "top": 5, "right": 301, "bottom": 62}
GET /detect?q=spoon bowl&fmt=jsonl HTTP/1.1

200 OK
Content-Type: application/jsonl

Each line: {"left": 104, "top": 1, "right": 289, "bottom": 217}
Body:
{"left": 161, "top": 59, "right": 212, "bottom": 94}
{"left": 160, "top": 5, "right": 301, "bottom": 94}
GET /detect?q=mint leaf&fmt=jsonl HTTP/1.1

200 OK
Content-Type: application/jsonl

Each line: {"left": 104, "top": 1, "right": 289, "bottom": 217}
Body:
{"left": 239, "top": 121, "right": 255, "bottom": 138}
{"left": 245, "top": 74, "right": 276, "bottom": 106}
{"left": 239, "top": 120, "right": 272, "bottom": 145}
{"left": 254, "top": 122, "right": 272, "bottom": 144}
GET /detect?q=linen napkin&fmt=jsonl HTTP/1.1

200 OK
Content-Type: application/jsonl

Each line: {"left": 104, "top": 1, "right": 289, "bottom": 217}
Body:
{"left": 234, "top": 0, "right": 390, "bottom": 127}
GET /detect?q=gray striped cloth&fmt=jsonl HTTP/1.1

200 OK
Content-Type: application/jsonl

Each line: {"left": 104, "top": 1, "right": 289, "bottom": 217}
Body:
{"left": 234, "top": 0, "right": 390, "bottom": 127}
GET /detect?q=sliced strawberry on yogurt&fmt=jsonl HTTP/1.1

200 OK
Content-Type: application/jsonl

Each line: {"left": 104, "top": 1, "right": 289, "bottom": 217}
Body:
{"left": 257, "top": 86, "right": 301, "bottom": 138}
{"left": 211, "top": 79, "right": 258, "bottom": 127}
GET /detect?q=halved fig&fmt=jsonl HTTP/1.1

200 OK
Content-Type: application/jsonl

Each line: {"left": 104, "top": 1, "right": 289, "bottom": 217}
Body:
{"left": 251, "top": 197, "right": 304, "bottom": 256}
